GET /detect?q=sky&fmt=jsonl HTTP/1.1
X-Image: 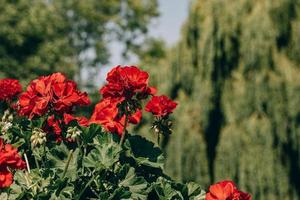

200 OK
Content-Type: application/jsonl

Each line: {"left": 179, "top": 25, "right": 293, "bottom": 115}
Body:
{"left": 91, "top": 0, "right": 191, "bottom": 85}
{"left": 148, "top": 0, "right": 190, "bottom": 47}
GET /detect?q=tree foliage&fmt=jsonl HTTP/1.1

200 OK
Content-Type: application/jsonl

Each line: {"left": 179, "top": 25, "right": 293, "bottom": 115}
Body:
{"left": 0, "top": 0, "right": 159, "bottom": 85}
{"left": 139, "top": 0, "right": 300, "bottom": 199}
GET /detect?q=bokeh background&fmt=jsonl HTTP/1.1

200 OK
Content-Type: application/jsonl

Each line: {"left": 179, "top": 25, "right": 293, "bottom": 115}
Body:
{"left": 1, "top": 0, "right": 300, "bottom": 199}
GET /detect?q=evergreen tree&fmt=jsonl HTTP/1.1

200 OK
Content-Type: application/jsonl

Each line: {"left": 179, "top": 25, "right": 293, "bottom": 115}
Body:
{"left": 140, "top": 0, "right": 300, "bottom": 199}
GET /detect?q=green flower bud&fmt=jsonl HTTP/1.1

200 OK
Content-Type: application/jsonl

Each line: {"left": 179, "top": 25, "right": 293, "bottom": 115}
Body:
{"left": 31, "top": 128, "right": 47, "bottom": 148}
{"left": 66, "top": 127, "right": 82, "bottom": 140}
{"left": 2, "top": 110, "right": 10, "bottom": 121}
{"left": 0, "top": 121, "right": 12, "bottom": 134}
{"left": 8, "top": 114, "right": 13, "bottom": 122}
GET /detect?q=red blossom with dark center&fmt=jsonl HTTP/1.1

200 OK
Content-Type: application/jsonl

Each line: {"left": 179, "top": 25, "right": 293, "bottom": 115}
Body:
{"left": 0, "top": 138, "right": 26, "bottom": 188}
{"left": 90, "top": 98, "right": 142, "bottom": 136}
{"left": 0, "top": 79, "right": 22, "bottom": 102}
{"left": 100, "top": 66, "right": 156, "bottom": 100}
{"left": 145, "top": 95, "right": 177, "bottom": 117}
{"left": 206, "top": 181, "right": 252, "bottom": 200}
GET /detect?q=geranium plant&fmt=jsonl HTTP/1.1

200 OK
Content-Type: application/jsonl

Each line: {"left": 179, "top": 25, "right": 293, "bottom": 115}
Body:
{"left": 0, "top": 66, "right": 251, "bottom": 200}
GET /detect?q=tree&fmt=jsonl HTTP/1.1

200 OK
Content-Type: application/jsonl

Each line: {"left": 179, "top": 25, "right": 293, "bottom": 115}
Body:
{"left": 0, "top": 0, "right": 159, "bottom": 86}
{"left": 139, "top": 0, "right": 300, "bottom": 199}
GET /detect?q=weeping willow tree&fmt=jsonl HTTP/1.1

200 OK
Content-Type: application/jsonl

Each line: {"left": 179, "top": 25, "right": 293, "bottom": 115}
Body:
{"left": 139, "top": 0, "right": 300, "bottom": 199}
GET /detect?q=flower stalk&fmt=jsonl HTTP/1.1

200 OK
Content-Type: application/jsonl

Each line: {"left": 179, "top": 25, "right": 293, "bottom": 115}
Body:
{"left": 119, "top": 111, "right": 129, "bottom": 146}
{"left": 24, "top": 153, "right": 31, "bottom": 173}
{"left": 62, "top": 149, "right": 74, "bottom": 178}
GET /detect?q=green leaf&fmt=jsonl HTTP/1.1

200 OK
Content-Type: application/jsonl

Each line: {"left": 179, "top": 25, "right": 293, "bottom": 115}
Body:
{"left": 50, "top": 185, "right": 74, "bottom": 200}
{"left": 81, "top": 123, "right": 103, "bottom": 144}
{"left": 152, "top": 177, "right": 184, "bottom": 200}
{"left": 118, "top": 166, "right": 148, "bottom": 199}
{"left": 109, "top": 187, "right": 131, "bottom": 200}
{"left": 32, "top": 146, "right": 45, "bottom": 161}
{"left": 84, "top": 134, "right": 121, "bottom": 169}
{"left": 125, "top": 135, "right": 164, "bottom": 169}
{"left": 47, "top": 144, "right": 79, "bottom": 180}
{"left": 187, "top": 182, "right": 205, "bottom": 199}
{"left": 11, "top": 170, "right": 51, "bottom": 199}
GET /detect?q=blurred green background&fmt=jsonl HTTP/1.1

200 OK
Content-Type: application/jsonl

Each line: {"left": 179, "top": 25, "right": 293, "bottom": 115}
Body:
{"left": 1, "top": 0, "right": 300, "bottom": 199}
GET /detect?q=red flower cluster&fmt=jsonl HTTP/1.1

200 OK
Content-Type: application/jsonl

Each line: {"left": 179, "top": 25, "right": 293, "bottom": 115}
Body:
{"left": 18, "top": 73, "right": 90, "bottom": 119}
{"left": 91, "top": 66, "right": 178, "bottom": 136}
{"left": 90, "top": 98, "right": 141, "bottom": 136}
{"left": 145, "top": 95, "right": 177, "bottom": 117}
{"left": 0, "top": 79, "right": 22, "bottom": 101}
{"left": 206, "top": 181, "right": 252, "bottom": 200}
{"left": 0, "top": 138, "right": 25, "bottom": 188}
{"left": 91, "top": 66, "right": 154, "bottom": 135}
{"left": 100, "top": 66, "right": 156, "bottom": 100}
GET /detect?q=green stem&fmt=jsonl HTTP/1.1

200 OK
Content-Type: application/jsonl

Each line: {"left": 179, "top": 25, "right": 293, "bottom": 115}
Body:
{"left": 41, "top": 145, "right": 46, "bottom": 168}
{"left": 34, "top": 154, "right": 40, "bottom": 171}
{"left": 119, "top": 111, "right": 129, "bottom": 146}
{"left": 24, "top": 153, "right": 31, "bottom": 173}
{"left": 62, "top": 150, "right": 74, "bottom": 178}
{"left": 30, "top": 146, "right": 41, "bottom": 174}
{"left": 82, "top": 145, "right": 87, "bottom": 174}
{"left": 76, "top": 176, "right": 95, "bottom": 200}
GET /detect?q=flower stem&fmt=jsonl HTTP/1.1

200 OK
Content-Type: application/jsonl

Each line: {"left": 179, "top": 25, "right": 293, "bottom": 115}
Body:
{"left": 119, "top": 110, "right": 129, "bottom": 146}
{"left": 24, "top": 153, "right": 31, "bottom": 173}
{"left": 62, "top": 149, "right": 74, "bottom": 178}
{"left": 76, "top": 175, "right": 94, "bottom": 200}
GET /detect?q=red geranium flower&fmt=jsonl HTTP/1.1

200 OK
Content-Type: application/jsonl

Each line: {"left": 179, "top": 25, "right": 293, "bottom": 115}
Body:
{"left": 90, "top": 98, "right": 142, "bottom": 136}
{"left": 18, "top": 76, "right": 52, "bottom": 118}
{"left": 206, "top": 180, "right": 252, "bottom": 200}
{"left": 90, "top": 98, "right": 124, "bottom": 135}
{"left": 128, "top": 109, "right": 142, "bottom": 124}
{"left": 145, "top": 95, "right": 177, "bottom": 117}
{"left": 0, "top": 79, "right": 22, "bottom": 101}
{"left": 0, "top": 169, "right": 13, "bottom": 188}
{"left": 0, "top": 138, "right": 26, "bottom": 188}
{"left": 52, "top": 79, "right": 90, "bottom": 113}
{"left": 63, "top": 113, "right": 89, "bottom": 127}
{"left": 47, "top": 115, "right": 63, "bottom": 139}
{"left": 100, "top": 66, "right": 156, "bottom": 100}
{"left": 18, "top": 73, "right": 90, "bottom": 118}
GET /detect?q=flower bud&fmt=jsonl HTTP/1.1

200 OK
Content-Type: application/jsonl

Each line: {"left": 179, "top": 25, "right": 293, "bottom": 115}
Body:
{"left": 2, "top": 110, "right": 10, "bottom": 121}
{"left": 154, "top": 127, "right": 160, "bottom": 134}
{"left": 152, "top": 125, "right": 161, "bottom": 134}
{"left": 8, "top": 114, "right": 13, "bottom": 122}
{"left": 66, "top": 127, "right": 82, "bottom": 140}
{"left": 0, "top": 122, "right": 12, "bottom": 134}
{"left": 2, "top": 109, "right": 13, "bottom": 123}
{"left": 31, "top": 128, "right": 47, "bottom": 147}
